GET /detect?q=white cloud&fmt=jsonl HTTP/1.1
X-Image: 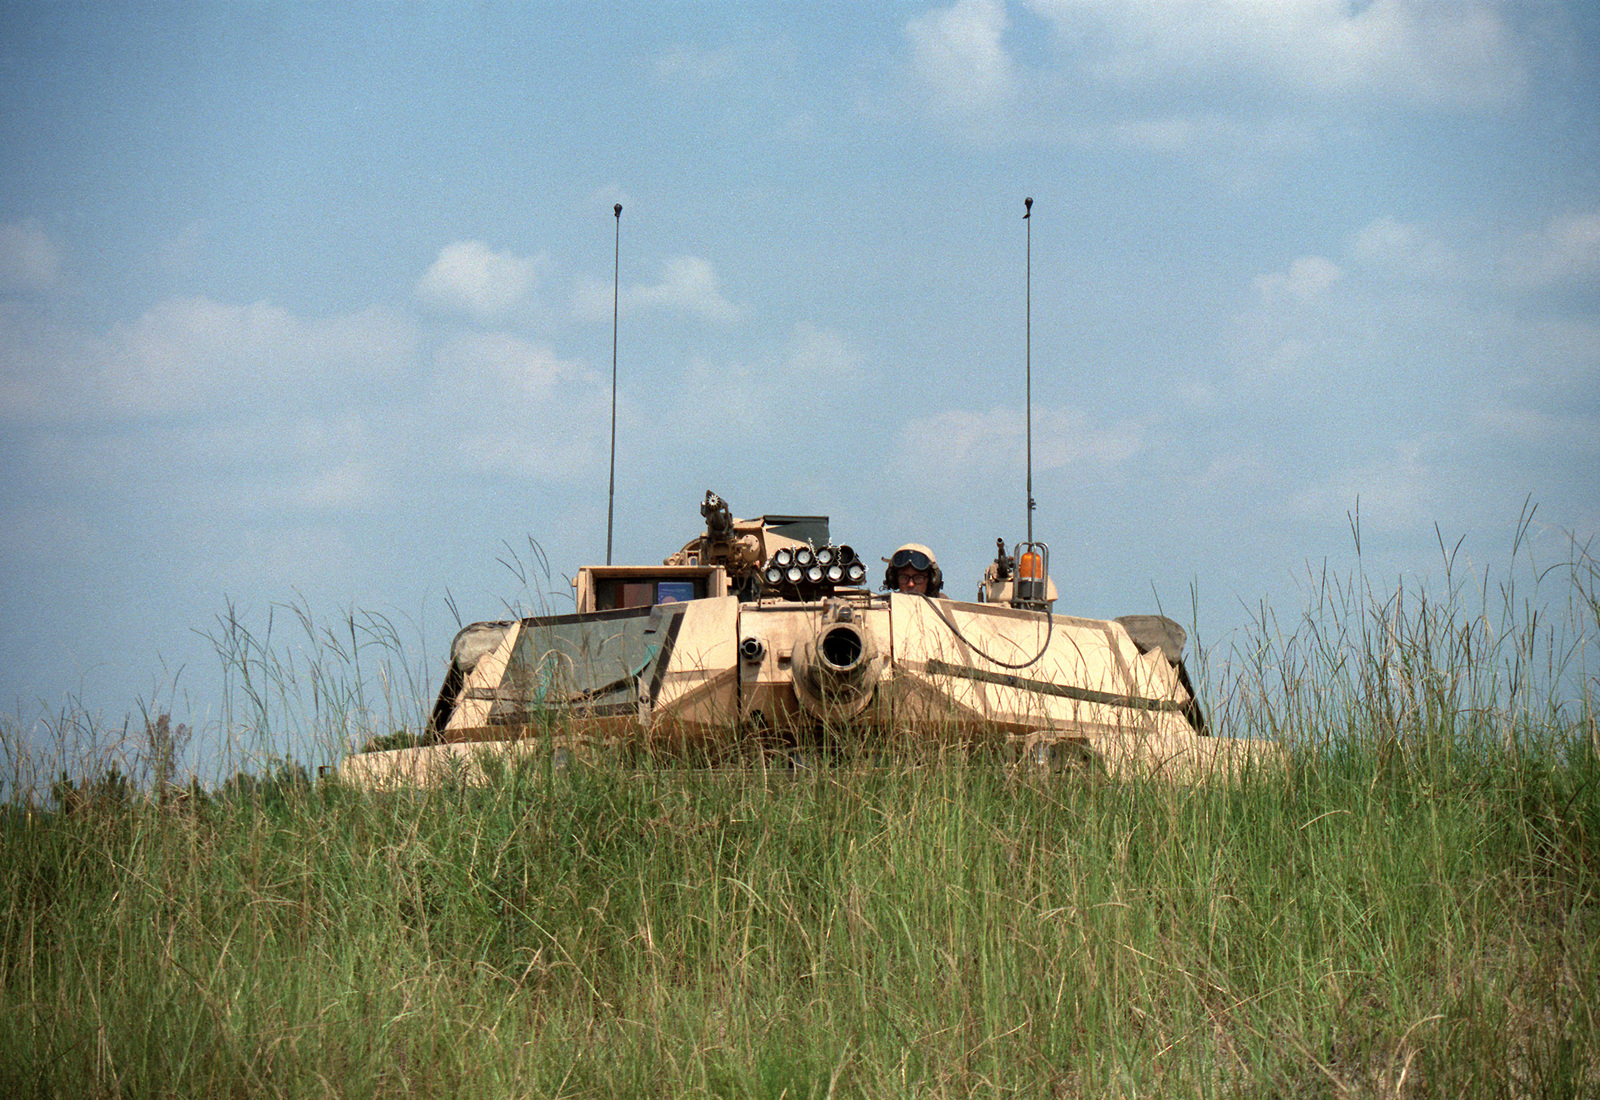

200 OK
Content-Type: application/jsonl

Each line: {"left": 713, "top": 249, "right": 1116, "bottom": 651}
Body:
{"left": 1233, "top": 253, "right": 1364, "bottom": 388}
{"left": 1489, "top": 316, "right": 1600, "bottom": 411}
{"left": 648, "top": 40, "right": 812, "bottom": 142}
{"left": 0, "top": 302, "right": 83, "bottom": 418}
{"left": 297, "top": 460, "right": 374, "bottom": 510}
{"left": 103, "top": 299, "right": 416, "bottom": 417}
{"left": 1027, "top": 0, "right": 1527, "bottom": 108}
{"left": 427, "top": 332, "right": 605, "bottom": 480}
{"left": 652, "top": 39, "right": 800, "bottom": 92}
{"left": 0, "top": 219, "right": 63, "bottom": 293}
{"left": 782, "top": 323, "right": 862, "bottom": 380}
{"left": 415, "top": 240, "right": 542, "bottom": 320}
{"left": 279, "top": 414, "right": 381, "bottom": 510}
{"left": 569, "top": 280, "right": 608, "bottom": 323}
{"left": 1258, "top": 338, "right": 1311, "bottom": 378}
{"left": 636, "top": 256, "right": 739, "bottom": 323}
{"left": 1287, "top": 436, "right": 1450, "bottom": 530}
{"left": 10, "top": 324, "right": 606, "bottom": 514}
{"left": 1194, "top": 445, "right": 1275, "bottom": 492}
{"left": 1254, "top": 255, "right": 1344, "bottom": 304}
{"left": 433, "top": 331, "right": 589, "bottom": 399}
{"left": 0, "top": 297, "right": 418, "bottom": 421}
{"left": 659, "top": 323, "right": 867, "bottom": 434}
{"left": 15, "top": 410, "right": 393, "bottom": 518}
{"left": 904, "top": 2, "right": 1529, "bottom": 154}
{"left": 896, "top": 404, "right": 1147, "bottom": 487}
{"left": 654, "top": 43, "right": 742, "bottom": 85}
{"left": 1503, "top": 211, "right": 1600, "bottom": 289}
{"left": 907, "top": 0, "right": 1019, "bottom": 118}
{"left": 1332, "top": 209, "right": 1600, "bottom": 294}
{"left": 1474, "top": 404, "right": 1600, "bottom": 456}
{"left": 1347, "top": 216, "right": 1456, "bottom": 279}
{"left": 574, "top": 255, "right": 739, "bottom": 325}
{"left": 604, "top": 323, "right": 866, "bottom": 443}
{"left": 588, "top": 185, "right": 632, "bottom": 213}
{"left": 1109, "top": 114, "right": 1231, "bottom": 155}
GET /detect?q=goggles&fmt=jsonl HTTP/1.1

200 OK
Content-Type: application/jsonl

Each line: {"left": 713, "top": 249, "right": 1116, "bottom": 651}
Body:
{"left": 890, "top": 548, "right": 933, "bottom": 572}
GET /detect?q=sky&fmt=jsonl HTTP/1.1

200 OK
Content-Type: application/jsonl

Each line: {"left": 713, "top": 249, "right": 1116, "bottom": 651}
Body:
{"left": 2, "top": 1, "right": 1597, "bottom": 775}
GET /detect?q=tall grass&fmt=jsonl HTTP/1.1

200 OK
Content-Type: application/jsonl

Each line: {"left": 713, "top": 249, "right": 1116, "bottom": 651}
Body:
{"left": 1214, "top": 509, "right": 1595, "bottom": 759}
{"left": 1, "top": 536, "right": 1596, "bottom": 1098}
{"left": 0, "top": 600, "right": 435, "bottom": 812}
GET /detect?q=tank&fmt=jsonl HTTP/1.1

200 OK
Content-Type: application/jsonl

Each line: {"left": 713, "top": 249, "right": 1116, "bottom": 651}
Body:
{"left": 341, "top": 491, "right": 1273, "bottom": 785}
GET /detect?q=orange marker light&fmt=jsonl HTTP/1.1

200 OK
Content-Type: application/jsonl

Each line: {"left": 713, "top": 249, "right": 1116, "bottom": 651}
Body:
{"left": 1019, "top": 551, "right": 1043, "bottom": 580}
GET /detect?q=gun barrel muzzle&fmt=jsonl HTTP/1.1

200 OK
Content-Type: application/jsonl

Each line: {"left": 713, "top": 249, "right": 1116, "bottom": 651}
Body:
{"left": 791, "top": 619, "right": 880, "bottom": 722}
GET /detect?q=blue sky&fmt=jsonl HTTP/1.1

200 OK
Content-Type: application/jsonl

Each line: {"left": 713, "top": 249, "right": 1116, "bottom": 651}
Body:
{"left": 2, "top": 1, "right": 1597, "bottom": 772}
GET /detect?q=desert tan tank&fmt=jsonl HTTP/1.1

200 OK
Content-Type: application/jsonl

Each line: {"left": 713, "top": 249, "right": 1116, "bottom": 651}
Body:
{"left": 341, "top": 491, "right": 1274, "bottom": 786}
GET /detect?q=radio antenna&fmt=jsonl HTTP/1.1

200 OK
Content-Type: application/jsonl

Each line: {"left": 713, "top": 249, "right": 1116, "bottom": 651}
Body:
{"left": 1024, "top": 196, "right": 1034, "bottom": 544}
{"left": 606, "top": 202, "right": 622, "bottom": 565}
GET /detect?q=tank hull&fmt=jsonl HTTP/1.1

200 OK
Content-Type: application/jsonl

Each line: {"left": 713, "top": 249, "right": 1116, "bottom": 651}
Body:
{"left": 340, "top": 592, "right": 1276, "bottom": 787}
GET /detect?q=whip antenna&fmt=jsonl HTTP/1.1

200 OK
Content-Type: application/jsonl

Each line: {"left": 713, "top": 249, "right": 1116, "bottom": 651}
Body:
{"left": 606, "top": 203, "right": 622, "bottom": 565}
{"left": 1024, "top": 196, "right": 1034, "bottom": 544}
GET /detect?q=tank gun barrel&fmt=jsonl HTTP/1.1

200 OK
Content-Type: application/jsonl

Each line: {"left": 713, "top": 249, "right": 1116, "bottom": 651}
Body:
{"left": 790, "top": 611, "right": 881, "bottom": 722}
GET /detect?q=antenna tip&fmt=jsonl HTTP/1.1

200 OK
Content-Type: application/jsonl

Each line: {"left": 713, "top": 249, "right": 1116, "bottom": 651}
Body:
{"left": 1024, "top": 196, "right": 1032, "bottom": 218}
{"left": 614, "top": 203, "right": 623, "bottom": 217}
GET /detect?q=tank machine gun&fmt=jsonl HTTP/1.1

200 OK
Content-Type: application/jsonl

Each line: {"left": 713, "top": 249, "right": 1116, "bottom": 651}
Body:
{"left": 665, "top": 490, "right": 868, "bottom": 603}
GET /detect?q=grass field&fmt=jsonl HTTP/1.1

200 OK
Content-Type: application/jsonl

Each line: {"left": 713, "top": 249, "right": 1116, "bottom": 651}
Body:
{"left": 2, "top": 544, "right": 1596, "bottom": 1098}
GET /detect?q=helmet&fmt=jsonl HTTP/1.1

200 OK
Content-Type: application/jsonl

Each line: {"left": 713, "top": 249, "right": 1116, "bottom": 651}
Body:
{"left": 882, "top": 543, "right": 943, "bottom": 596}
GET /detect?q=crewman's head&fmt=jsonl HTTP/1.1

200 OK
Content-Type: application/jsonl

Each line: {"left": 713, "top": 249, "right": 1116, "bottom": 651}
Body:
{"left": 882, "top": 543, "right": 942, "bottom": 597}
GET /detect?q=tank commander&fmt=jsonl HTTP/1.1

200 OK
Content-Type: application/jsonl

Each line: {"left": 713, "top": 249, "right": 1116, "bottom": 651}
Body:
{"left": 882, "top": 543, "right": 944, "bottom": 597}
